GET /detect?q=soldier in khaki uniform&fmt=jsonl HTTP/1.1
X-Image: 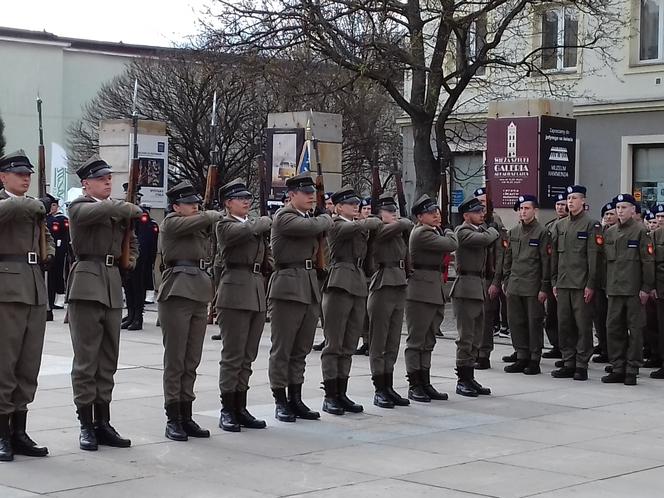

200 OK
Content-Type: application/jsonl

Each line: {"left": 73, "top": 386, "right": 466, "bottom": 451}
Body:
{"left": 549, "top": 185, "right": 601, "bottom": 381}
{"left": 268, "top": 174, "right": 333, "bottom": 422}
{"left": 367, "top": 194, "right": 413, "bottom": 408}
{"left": 320, "top": 189, "right": 381, "bottom": 415}
{"left": 354, "top": 196, "right": 372, "bottom": 356}
{"left": 502, "top": 195, "right": 550, "bottom": 375}
{"left": 0, "top": 151, "right": 54, "bottom": 462}
{"left": 601, "top": 194, "right": 655, "bottom": 385}
{"left": 651, "top": 206, "right": 664, "bottom": 379}
{"left": 451, "top": 197, "right": 499, "bottom": 397}
{"left": 592, "top": 202, "right": 616, "bottom": 364}
{"left": 158, "top": 181, "right": 222, "bottom": 441}
{"left": 215, "top": 179, "right": 272, "bottom": 432}
{"left": 67, "top": 156, "right": 142, "bottom": 451}
{"left": 404, "top": 195, "right": 457, "bottom": 402}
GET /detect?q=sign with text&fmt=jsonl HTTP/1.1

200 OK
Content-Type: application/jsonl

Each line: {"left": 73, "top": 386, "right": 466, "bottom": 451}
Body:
{"left": 539, "top": 116, "right": 576, "bottom": 208}
{"left": 129, "top": 133, "right": 169, "bottom": 208}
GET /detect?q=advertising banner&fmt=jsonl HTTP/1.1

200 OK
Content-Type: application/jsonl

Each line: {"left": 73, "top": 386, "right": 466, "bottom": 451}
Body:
{"left": 539, "top": 116, "right": 576, "bottom": 208}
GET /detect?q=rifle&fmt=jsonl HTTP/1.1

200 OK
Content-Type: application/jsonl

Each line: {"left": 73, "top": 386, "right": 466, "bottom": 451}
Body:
{"left": 394, "top": 168, "right": 407, "bottom": 219}
{"left": 204, "top": 91, "right": 218, "bottom": 210}
{"left": 309, "top": 119, "right": 327, "bottom": 271}
{"left": 120, "top": 79, "right": 140, "bottom": 271}
{"left": 36, "top": 96, "right": 48, "bottom": 261}
{"left": 484, "top": 162, "right": 494, "bottom": 224}
{"left": 256, "top": 134, "right": 268, "bottom": 217}
{"left": 370, "top": 153, "right": 381, "bottom": 215}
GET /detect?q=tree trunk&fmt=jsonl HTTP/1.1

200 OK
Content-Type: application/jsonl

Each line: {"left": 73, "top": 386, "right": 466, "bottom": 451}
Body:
{"left": 412, "top": 117, "right": 439, "bottom": 201}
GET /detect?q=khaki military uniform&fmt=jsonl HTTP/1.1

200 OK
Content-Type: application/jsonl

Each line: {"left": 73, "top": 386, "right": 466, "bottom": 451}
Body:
{"left": 654, "top": 228, "right": 664, "bottom": 363}
{"left": 550, "top": 211, "right": 601, "bottom": 370}
{"left": 0, "top": 190, "right": 54, "bottom": 415}
{"left": 479, "top": 215, "right": 505, "bottom": 361}
{"left": 450, "top": 223, "right": 499, "bottom": 367}
{"left": 267, "top": 206, "right": 333, "bottom": 389}
{"left": 67, "top": 196, "right": 140, "bottom": 407}
{"left": 367, "top": 218, "right": 413, "bottom": 375}
{"left": 216, "top": 215, "right": 271, "bottom": 393}
{"left": 157, "top": 211, "right": 222, "bottom": 405}
{"left": 593, "top": 224, "right": 610, "bottom": 357}
{"left": 543, "top": 216, "right": 565, "bottom": 350}
{"left": 405, "top": 225, "right": 458, "bottom": 371}
{"left": 603, "top": 218, "right": 654, "bottom": 374}
{"left": 502, "top": 219, "right": 551, "bottom": 361}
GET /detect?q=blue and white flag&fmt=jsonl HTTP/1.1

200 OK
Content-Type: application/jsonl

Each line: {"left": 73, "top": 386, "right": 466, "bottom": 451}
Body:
{"left": 298, "top": 140, "right": 311, "bottom": 173}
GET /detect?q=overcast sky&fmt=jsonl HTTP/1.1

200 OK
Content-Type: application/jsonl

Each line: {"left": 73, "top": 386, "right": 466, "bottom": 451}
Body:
{"left": 2, "top": 0, "right": 212, "bottom": 46}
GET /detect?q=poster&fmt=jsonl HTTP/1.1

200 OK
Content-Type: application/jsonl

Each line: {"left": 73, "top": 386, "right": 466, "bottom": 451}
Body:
{"left": 539, "top": 116, "right": 577, "bottom": 208}
{"left": 485, "top": 117, "right": 539, "bottom": 208}
{"left": 266, "top": 128, "right": 305, "bottom": 195}
{"left": 130, "top": 134, "right": 168, "bottom": 208}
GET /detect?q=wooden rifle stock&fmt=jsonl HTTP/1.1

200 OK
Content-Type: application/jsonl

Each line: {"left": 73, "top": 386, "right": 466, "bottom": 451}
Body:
{"left": 311, "top": 138, "right": 326, "bottom": 271}
{"left": 370, "top": 162, "right": 381, "bottom": 215}
{"left": 120, "top": 97, "right": 140, "bottom": 271}
{"left": 203, "top": 164, "right": 218, "bottom": 211}
{"left": 36, "top": 97, "right": 48, "bottom": 261}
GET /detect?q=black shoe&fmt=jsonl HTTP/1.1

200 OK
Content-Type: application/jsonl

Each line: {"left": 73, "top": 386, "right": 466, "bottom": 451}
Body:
{"left": 312, "top": 340, "right": 325, "bottom": 352}
{"left": 354, "top": 343, "right": 369, "bottom": 356}
{"left": 551, "top": 367, "right": 575, "bottom": 378}
{"left": 321, "top": 379, "right": 345, "bottom": 415}
{"left": 624, "top": 374, "right": 637, "bottom": 386}
{"left": 573, "top": 368, "right": 588, "bottom": 381}
{"left": 211, "top": 334, "right": 221, "bottom": 341}
{"left": 502, "top": 352, "right": 517, "bottom": 363}
{"left": 121, "top": 311, "right": 134, "bottom": 327}
{"left": 46, "top": 310, "right": 54, "bottom": 322}
{"left": 406, "top": 371, "right": 431, "bottom": 402}
{"left": 421, "top": 369, "right": 448, "bottom": 400}
{"left": 605, "top": 365, "right": 614, "bottom": 373}
{"left": 455, "top": 367, "right": 478, "bottom": 397}
{"left": 469, "top": 370, "right": 491, "bottom": 395}
{"left": 164, "top": 403, "right": 188, "bottom": 441}
{"left": 542, "top": 348, "right": 562, "bottom": 359}
{"left": 127, "top": 317, "right": 143, "bottom": 331}
{"left": 650, "top": 368, "right": 664, "bottom": 379}
{"left": 643, "top": 358, "right": 662, "bottom": 369}
{"left": 181, "top": 401, "right": 210, "bottom": 437}
{"left": 504, "top": 360, "right": 528, "bottom": 373}
{"left": 384, "top": 372, "right": 409, "bottom": 406}
{"left": 288, "top": 383, "right": 320, "bottom": 420}
{"left": 272, "top": 388, "right": 296, "bottom": 422}
{"left": 601, "top": 371, "right": 626, "bottom": 383}
{"left": 592, "top": 345, "right": 602, "bottom": 355}
{"left": 94, "top": 403, "right": 131, "bottom": 447}
{"left": 219, "top": 393, "right": 241, "bottom": 432}
{"left": 76, "top": 405, "right": 98, "bottom": 451}
{"left": 592, "top": 354, "right": 610, "bottom": 364}
{"left": 10, "top": 411, "right": 48, "bottom": 457}
{"left": 52, "top": 304, "right": 64, "bottom": 309}
{"left": 554, "top": 360, "right": 565, "bottom": 368}
{"left": 337, "top": 378, "right": 363, "bottom": 413}
{"left": 372, "top": 375, "right": 395, "bottom": 408}
{"left": 474, "top": 357, "right": 491, "bottom": 370}
{"left": 235, "top": 391, "right": 266, "bottom": 429}
{"left": 523, "top": 361, "right": 541, "bottom": 375}
{"left": 0, "top": 414, "right": 13, "bottom": 461}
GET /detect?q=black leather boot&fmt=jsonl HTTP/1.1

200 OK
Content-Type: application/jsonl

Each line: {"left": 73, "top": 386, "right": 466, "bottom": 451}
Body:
{"left": 288, "top": 383, "right": 320, "bottom": 420}
{"left": 523, "top": 360, "right": 541, "bottom": 375}
{"left": 551, "top": 366, "right": 576, "bottom": 378}
{"left": 372, "top": 375, "right": 395, "bottom": 409}
{"left": 235, "top": 391, "right": 266, "bottom": 429}
{"left": 164, "top": 403, "right": 188, "bottom": 441}
{"left": 504, "top": 359, "right": 529, "bottom": 373}
{"left": 0, "top": 413, "right": 13, "bottom": 461}
{"left": 181, "top": 401, "right": 210, "bottom": 437}
{"left": 127, "top": 315, "right": 143, "bottom": 331}
{"left": 573, "top": 368, "right": 588, "bottom": 381}
{"left": 502, "top": 351, "right": 517, "bottom": 363}
{"left": 421, "top": 369, "right": 448, "bottom": 400}
{"left": 322, "top": 379, "right": 345, "bottom": 415}
{"left": 312, "top": 340, "right": 325, "bottom": 352}
{"left": 272, "top": 388, "right": 296, "bottom": 422}
{"left": 94, "top": 403, "right": 131, "bottom": 447}
{"left": 455, "top": 366, "right": 478, "bottom": 397}
{"left": 601, "top": 371, "right": 626, "bottom": 383}
{"left": 121, "top": 308, "right": 134, "bottom": 329}
{"left": 384, "top": 372, "right": 409, "bottom": 406}
{"left": 469, "top": 367, "right": 491, "bottom": 395}
{"left": 337, "top": 377, "right": 363, "bottom": 413}
{"left": 219, "top": 392, "right": 241, "bottom": 432}
{"left": 11, "top": 411, "right": 48, "bottom": 457}
{"left": 474, "top": 357, "right": 491, "bottom": 370}
{"left": 77, "top": 405, "right": 98, "bottom": 451}
{"left": 407, "top": 371, "right": 431, "bottom": 402}
{"left": 542, "top": 348, "right": 562, "bottom": 359}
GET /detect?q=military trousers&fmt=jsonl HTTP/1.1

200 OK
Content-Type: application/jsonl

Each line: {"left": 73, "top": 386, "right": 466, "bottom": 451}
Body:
{"left": 404, "top": 299, "right": 443, "bottom": 371}
{"left": 367, "top": 286, "right": 405, "bottom": 375}
{"left": 453, "top": 297, "right": 484, "bottom": 368}
{"left": 544, "top": 293, "right": 559, "bottom": 349}
{"left": 159, "top": 296, "right": 207, "bottom": 405}
{"left": 69, "top": 300, "right": 122, "bottom": 407}
{"left": 218, "top": 307, "right": 265, "bottom": 393}
{"left": 656, "top": 299, "right": 664, "bottom": 360}
{"left": 593, "top": 289, "right": 609, "bottom": 356}
{"left": 644, "top": 300, "right": 659, "bottom": 361}
{"left": 556, "top": 288, "right": 594, "bottom": 369}
{"left": 268, "top": 299, "right": 319, "bottom": 389}
{"left": 607, "top": 295, "right": 644, "bottom": 375}
{"left": 506, "top": 294, "right": 544, "bottom": 361}
{"left": 479, "top": 291, "right": 500, "bottom": 360}
{"left": 321, "top": 289, "right": 365, "bottom": 380}
{"left": 0, "top": 303, "right": 46, "bottom": 415}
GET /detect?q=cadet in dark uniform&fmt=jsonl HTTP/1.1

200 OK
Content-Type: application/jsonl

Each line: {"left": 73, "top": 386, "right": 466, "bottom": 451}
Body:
{"left": 158, "top": 181, "right": 222, "bottom": 441}
{"left": 451, "top": 197, "right": 499, "bottom": 397}
{"left": 0, "top": 150, "right": 54, "bottom": 462}
{"left": 216, "top": 179, "right": 271, "bottom": 432}
{"left": 367, "top": 194, "right": 413, "bottom": 408}
{"left": 45, "top": 194, "right": 69, "bottom": 311}
{"left": 404, "top": 195, "right": 457, "bottom": 402}
{"left": 320, "top": 188, "right": 381, "bottom": 415}
{"left": 268, "top": 174, "right": 333, "bottom": 422}
{"left": 592, "top": 202, "right": 616, "bottom": 364}
{"left": 67, "top": 155, "right": 142, "bottom": 451}
{"left": 601, "top": 194, "right": 655, "bottom": 385}
{"left": 549, "top": 185, "right": 601, "bottom": 381}
{"left": 651, "top": 206, "right": 664, "bottom": 379}
{"left": 502, "top": 195, "right": 550, "bottom": 375}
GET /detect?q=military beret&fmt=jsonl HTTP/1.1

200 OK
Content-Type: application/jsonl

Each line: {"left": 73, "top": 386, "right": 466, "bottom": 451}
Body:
{"left": 77, "top": 155, "right": 112, "bottom": 180}
{"left": 412, "top": 194, "right": 439, "bottom": 216}
{"left": 219, "top": 178, "right": 252, "bottom": 200}
{"left": 286, "top": 173, "right": 316, "bottom": 193}
{"left": 612, "top": 193, "right": 638, "bottom": 207}
{"left": 553, "top": 193, "right": 567, "bottom": 203}
{"left": 166, "top": 180, "right": 201, "bottom": 204}
{"left": 459, "top": 197, "right": 485, "bottom": 215}
{"left": 375, "top": 193, "right": 398, "bottom": 212}
{"left": 600, "top": 202, "right": 615, "bottom": 217}
{"left": 513, "top": 194, "right": 538, "bottom": 211}
{"left": 331, "top": 188, "right": 360, "bottom": 205}
{"left": 474, "top": 187, "right": 487, "bottom": 197}
{"left": 654, "top": 204, "right": 664, "bottom": 214}
{"left": 645, "top": 210, "right": 656, "bottom": 221}
{"left": 566, "top": 185, "right": 587, "bottom": 196}
{"left": 0, "top": 150, "right": 34, "bottom": 174}
{"left": 360, "top": 197, "right": 372, "bottom": 207}
{"left": 324, "top": 192, "right": 333, "bottom": 201}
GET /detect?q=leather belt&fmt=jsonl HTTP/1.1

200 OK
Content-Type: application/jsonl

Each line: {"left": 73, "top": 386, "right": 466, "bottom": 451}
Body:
{"left": 166, "top": 259, "right": 207, "bottom": 270}
{"left": 225, "top": 262, "right": 262, "bottom": 274}
{"left": 378, "top": 260, "right": 405, "bottom": 269}
{"left": 331, "top": 257, "right": 364, "bottom": 268}
{"left": 77, "top": 254, "right": 117, "bottom": 267}
{"left": 275, "top": 259, "right": 314, "bottom": 270}
{"left": 413, "top": 263, "right": 442, "bottom": 271}
{"left": 0, "top": 252, "right": 39, "bottom": 265}
{"left": 459, "top": 270, "right": 485, "bottom": 277}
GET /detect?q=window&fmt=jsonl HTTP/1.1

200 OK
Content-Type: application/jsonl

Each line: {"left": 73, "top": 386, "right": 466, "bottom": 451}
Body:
{"left": 640, "top": 0, "right": 664, "bottom": 62}
{"left": 457, "top": 14, "right": 488, "bottom": 76}
{"left": 633, "top": 145, "right": 664, "bottom": 210}
{"left": 541, "top": 7, "right": 578, "bottom": 71}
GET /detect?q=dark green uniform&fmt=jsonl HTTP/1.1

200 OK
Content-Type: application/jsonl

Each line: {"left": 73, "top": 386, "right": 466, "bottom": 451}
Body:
{"left": 543, "top": 216, "right": 565, "bottom": 352}
{"left": 478, "top": 214, "right": 505, "bottom": 364}
{"left": 593, "top": 224, "right": 610, "bottom": 358}
{"left": 652, "top": 227, "right": 664, "bottom": 378}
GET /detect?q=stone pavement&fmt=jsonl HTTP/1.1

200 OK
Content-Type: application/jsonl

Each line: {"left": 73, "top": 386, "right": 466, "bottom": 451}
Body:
{"left": 3, "top": 305, "right": 664, "bottom": 497}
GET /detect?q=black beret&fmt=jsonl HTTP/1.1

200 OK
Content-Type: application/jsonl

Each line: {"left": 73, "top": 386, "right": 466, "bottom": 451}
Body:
{"left": 513, "top": 194, "right": 538, "bottom": 211}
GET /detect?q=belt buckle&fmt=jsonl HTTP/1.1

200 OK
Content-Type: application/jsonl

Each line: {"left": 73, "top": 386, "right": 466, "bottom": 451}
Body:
{"left": 398, "top": 259, "right": 405, "bottom": 269}
{"left": 27, "top": 252, "right": 38, "bottom": 265}
{"left": 253, "top": 263, "right": 262, "bottom": 274}
{"left": 199, "top": 259, "right": 207, "bottom": 271}
{"left": 105, "top": 255, "right": 115, "bottom": 267}
{"left": 305, "top": 259, "right": 313, "bottom": 270}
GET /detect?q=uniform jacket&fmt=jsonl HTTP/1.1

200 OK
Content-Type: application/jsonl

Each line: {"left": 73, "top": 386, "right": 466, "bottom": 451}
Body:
{"left": 369, "top": 218, "right": 413, "bottom": 292}
{"left": 550, "top": 211, "right": 601, "bottom": 290}
{"left": 157, "top": 210, "right": 221, "bottom": 303}
{"left": 450, "top": 223, "right": 499, "bottom": 300}
{"left": 268, "top": 205, "right": 333, "bottom": 304}
{"left": 66, "top": 196, "right": 140, "bottom": 308}
{"left": 483, "top": 214, "right": 506, "bottom": 287}
{"left": 215, "top": 215, "right": 271, "bottom": 312}
{"left": 0, "top": 189, "right": 54, "bottom": 305}
{"left": 603, "top": 217, "right": 655, "bottom": 296}
{"left": 407, "top": 224, "right": 458, "bottom": 305}
{"left": 654, "top": 227, "right": 664, "bottom": 297}
{"left": 325, "top": 215, "right": 381, "bottom": 297}
{"left": 502, "top": 219, "right": 551, "bottom": 297}
{"left": 46, "top": 211, "right": 70, "bottom": 293}
{"left": 596, "top": 224, "right": 611, "bottom": 291}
